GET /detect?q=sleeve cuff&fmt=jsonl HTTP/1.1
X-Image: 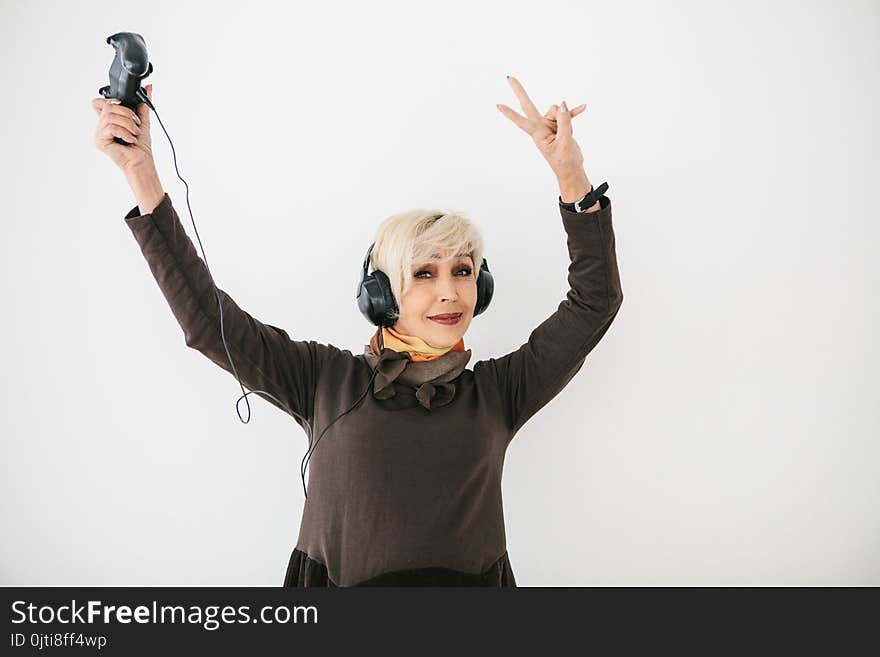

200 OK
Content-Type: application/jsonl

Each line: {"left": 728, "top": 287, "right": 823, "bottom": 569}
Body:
{"left": 124, "top": 192, "right": 173, "bottom": 222}
{"left": 559, "top": 193, "right": 612, "bottom": 231}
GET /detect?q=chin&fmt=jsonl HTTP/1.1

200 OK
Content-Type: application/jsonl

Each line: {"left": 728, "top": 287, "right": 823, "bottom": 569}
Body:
{"left": 425, "top": 321, "right": 467, "bottom": 346}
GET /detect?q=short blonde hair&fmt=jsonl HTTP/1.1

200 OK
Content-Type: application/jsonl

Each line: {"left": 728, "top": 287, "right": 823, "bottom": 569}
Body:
{"left": 370, "top": 207, "right": 485, "bottom": 321}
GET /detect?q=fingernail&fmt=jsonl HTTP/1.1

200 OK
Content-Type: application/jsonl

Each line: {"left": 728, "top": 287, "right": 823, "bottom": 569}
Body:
{"left": 110, "top": 99, "right": 122, "bottom": 105}
{"left": 561, "top": 101, "right": 568, "bottom": 111}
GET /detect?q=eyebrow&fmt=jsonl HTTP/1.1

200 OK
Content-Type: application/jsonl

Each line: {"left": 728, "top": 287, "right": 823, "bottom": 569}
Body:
{"left": 428, "top": 253, "right": 469, "bottom": 259}
{"left": 418, "top": 255, "right": 472, "bottom": 266}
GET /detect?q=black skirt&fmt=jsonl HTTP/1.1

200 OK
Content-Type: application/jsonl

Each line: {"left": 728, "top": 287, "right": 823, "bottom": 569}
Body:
{"left": 283, "top": 547, "right": 517, "bottom": 587}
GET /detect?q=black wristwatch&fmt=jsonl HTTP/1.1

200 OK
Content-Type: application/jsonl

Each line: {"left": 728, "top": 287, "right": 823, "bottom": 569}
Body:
{"left": 559, "top": 181, "right": 609, "bottom": 213}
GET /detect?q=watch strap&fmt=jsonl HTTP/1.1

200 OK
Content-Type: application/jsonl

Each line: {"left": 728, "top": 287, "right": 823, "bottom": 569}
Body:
{"left": 559, "top": 181, "right": 609, "bottom": 212}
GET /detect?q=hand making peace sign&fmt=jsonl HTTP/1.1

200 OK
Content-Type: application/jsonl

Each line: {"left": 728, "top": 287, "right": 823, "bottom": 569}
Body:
{"left": 496, "top": 75, "right": 587, "bottom": 182}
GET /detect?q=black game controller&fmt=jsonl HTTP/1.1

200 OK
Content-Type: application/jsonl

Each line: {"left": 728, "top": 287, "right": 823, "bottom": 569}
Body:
{"left": 98, "top": 32, "right": 154, "bottom": 145}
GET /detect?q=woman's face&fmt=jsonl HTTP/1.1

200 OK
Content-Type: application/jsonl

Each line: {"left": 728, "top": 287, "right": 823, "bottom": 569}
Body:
{"left": 392, "top": 250, "right": 478, "bottom": 349}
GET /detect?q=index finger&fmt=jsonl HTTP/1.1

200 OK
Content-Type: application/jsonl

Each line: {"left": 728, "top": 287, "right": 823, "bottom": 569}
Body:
{"left": 91, "top": 97, "right": 121, "bottom": 113}
{"left": 92, "top": 97, "right": 138, "bottom": 120}
{"left": 507, "top": 76, "right": 543, "bottom": 122}
{"left": 90, "top": 97, "right": 114, "bottom": 116}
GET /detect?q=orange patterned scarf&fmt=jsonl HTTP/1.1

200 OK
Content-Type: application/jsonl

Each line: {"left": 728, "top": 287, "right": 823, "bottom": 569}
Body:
{"left": 369, "top": 325, "right": 465, "bottom": 362}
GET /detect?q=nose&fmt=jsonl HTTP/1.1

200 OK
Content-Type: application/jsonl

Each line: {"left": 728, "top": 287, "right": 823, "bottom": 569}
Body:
{"left": 438, "top": 276, "right": 458, "bottom": 302}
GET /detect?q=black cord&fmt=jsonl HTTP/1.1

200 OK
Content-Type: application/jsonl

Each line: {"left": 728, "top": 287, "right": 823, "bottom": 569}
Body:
{"left": 144, "top": 97, "right": 379, "bottom": 500}
{"left": 299, "top": 328, "right": 387, "bottom": 497}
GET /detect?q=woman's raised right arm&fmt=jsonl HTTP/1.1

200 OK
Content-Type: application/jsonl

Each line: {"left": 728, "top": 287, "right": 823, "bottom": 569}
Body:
{"left": 122, "top": 166, "right": 333, "bottom": 431}
{"left": 95, "top": 86, "right": 333, "bottom": 430}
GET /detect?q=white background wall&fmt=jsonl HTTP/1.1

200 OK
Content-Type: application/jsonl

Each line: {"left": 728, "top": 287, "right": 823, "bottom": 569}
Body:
{"left": 1, "top": 0, "right": 877, "bottom": 585}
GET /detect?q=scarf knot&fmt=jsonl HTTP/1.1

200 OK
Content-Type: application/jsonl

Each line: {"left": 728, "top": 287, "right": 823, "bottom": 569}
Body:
{"left": 363, "top": 330, "right": 471, "bottom": 410}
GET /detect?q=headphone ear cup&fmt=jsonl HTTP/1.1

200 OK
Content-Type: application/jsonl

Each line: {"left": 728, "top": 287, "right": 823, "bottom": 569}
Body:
{"left": 370, "top": 268, "right": 398, "bottom": 326}
{"left": 357, "top": 242, "right": 399, "bottom": 327}
{"left": 358, "top": 274, "right": 390, "bottom": 327}
{"left": 473, "top": 260, "right": 494, "bottom": 317}
{"left": 357, "top": 273, "right": 377, "bottom": 324}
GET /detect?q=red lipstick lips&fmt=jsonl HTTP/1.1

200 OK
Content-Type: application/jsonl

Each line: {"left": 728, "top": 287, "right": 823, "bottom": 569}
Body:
{"left": 428, "top": 312, "right": 462, "bottom": 325}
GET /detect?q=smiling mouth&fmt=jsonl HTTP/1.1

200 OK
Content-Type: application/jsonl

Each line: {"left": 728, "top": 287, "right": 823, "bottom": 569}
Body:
{"left": 428, "top": 313, "right": 463, "bottom": 325}
{"left": 428, "top": 313, "right": 463, "bottom": 320}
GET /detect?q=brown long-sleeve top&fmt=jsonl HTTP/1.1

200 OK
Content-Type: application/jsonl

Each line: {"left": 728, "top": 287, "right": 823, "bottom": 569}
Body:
{"left": 123, "top": 192, "right": 623, "bottom": 586}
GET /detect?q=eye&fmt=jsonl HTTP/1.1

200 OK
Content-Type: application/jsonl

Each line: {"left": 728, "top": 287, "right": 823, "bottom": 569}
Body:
{"left": 414, "top": 267, "right": 473, "bottom": 279}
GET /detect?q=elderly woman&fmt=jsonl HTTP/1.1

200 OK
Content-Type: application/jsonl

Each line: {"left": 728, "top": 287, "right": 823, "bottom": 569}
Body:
{"left": 92, "top": 76, "right": 623, "bottom": 587}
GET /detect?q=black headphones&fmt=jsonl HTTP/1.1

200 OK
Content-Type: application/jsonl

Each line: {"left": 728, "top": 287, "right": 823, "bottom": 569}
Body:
{"left": 356, "top": 242, "right": 494, "bottom": 327}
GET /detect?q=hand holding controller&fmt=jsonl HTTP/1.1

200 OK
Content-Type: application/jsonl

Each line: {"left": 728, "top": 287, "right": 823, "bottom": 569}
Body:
{"left": 93, "top": 32, "right": 156, "bottom": 172}
{"left": 92, "top": 83, "right": 154, "bottom": 173}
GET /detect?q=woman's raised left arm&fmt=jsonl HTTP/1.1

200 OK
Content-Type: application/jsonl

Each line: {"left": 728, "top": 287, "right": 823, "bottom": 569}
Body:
{"left": 476, "top": 76, "right": 623, "bottom": 437}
